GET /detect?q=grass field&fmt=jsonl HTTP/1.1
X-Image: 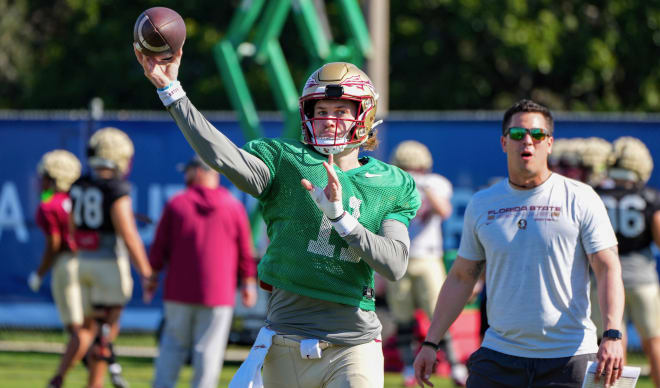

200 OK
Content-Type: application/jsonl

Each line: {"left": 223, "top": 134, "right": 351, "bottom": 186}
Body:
{"left": 1, "top": 351, "right": 655, "bottom": 388}
{"left": 0, "top": 352, "right": 463, "bottom": 388}
{"left": 0, "top": 331, "right": 655, "bottom": 387}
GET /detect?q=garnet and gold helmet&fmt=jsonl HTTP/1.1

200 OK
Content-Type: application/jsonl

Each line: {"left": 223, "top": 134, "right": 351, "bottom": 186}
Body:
{"left": 608, "top": 136, "right": 653, "bottom": 184}
{"left": 87, "top": 127, "right": 134, "bottom": 176}
{"left": 37, "top": 150, "right": 82, "bottom": 192}
{"left": 580, "top": 137, "right": 612, "bottom": 186}
{"left": 548, "top": 138, "right": 586, "bottom": 182}
{"left": 299, "top": 62, "right": 379, "bottom": 155}
{"left": 390, "top": 140, "right": 433, "bottom": 172}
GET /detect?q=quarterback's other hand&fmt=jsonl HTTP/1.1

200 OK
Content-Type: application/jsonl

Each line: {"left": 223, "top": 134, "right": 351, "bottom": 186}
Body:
{"left": 301, "top": 154, "right": 344, "bottom": 220}
{"left": 134, "top": 46, "right": 182, "bottom": 89}
{"left": 241, "top": 283, "right": 258, "bottom": 308}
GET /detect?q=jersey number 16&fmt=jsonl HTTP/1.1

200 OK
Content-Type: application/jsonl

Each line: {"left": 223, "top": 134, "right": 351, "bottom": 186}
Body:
{"left": 600, "top": 194, "right": 646, "bottom": 238}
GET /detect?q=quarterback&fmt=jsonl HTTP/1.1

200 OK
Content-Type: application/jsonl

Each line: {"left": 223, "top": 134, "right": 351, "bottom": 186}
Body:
{"left": 135, "top": 48, "right": 420, "bottom": 387}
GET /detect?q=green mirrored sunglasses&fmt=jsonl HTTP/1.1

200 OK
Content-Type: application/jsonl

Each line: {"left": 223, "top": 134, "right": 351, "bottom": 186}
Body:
{"left": 506, "top": 127, "right": 549, "bottom": 141}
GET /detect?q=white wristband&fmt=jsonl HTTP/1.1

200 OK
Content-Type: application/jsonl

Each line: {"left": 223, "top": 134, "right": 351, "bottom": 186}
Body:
{"left": 331, "top": 213, "right": 359, "bottom": 237}
{"left": 308, "top": 185, "right": 343, "bottom": 220}
{"left": 157, "top": 80, "right": 186, "bottom": 107}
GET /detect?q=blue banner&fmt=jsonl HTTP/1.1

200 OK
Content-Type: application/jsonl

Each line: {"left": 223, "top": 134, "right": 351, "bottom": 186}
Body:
{"left": 1, "top": 113, "right": 659, "bottom": 309}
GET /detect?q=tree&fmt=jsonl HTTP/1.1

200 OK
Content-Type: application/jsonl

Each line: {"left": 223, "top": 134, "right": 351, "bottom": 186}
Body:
{"left": 0, "top": 0, "right": 34, "bottom": 107}
{"left": 4, "top": 0, "right": 660, "bottom": 112}
{"left": 389, "top": 0, "right": 660, "bottom": 111}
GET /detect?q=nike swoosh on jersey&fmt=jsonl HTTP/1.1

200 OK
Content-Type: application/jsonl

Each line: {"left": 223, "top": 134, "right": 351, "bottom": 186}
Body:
{"left": 364, "top": 173, "right": 382, "bottom": 178}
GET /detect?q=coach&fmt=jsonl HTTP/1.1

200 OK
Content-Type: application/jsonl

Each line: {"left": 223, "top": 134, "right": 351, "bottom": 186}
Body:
{"left": 147, "top": 156, "right": 257, "bottom": 388}
{"left": 414, "top": 99, "right": 625, "bottom": 388}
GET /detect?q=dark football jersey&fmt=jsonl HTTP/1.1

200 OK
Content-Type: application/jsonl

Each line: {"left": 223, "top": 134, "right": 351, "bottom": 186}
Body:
{"left": 69, "top": 174, "right": 131, "bottom": 255}
{"left": 596, "top": 186, "right": 660, "bottom": 255}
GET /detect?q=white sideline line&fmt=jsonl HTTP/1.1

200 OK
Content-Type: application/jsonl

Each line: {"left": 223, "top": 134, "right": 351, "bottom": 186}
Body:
{"left": 0, "top": 341, "right": 249, "bottom": 361}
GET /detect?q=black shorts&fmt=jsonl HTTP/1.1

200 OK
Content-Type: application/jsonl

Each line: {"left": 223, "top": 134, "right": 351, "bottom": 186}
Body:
{"left": 466, "top": 347, "right": 596, "bottom": 388}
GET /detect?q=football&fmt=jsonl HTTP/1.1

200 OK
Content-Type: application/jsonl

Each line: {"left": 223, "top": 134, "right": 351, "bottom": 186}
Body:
{"left": 133, "top": 7, "right": 186, "bottom": 60}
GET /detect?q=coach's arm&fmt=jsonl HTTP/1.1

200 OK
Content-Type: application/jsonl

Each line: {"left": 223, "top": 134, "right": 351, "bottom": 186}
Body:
{"left": 414, "top": 257, "right": 485, "bottom": 387}
{"left": 589, "top": 245, "right": 625, "bottom": 386}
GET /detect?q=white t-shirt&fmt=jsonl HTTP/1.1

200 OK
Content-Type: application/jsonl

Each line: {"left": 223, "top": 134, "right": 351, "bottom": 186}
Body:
{"left": 458, "top": 173, "right": 617, "bottom": 358}
{"left": 408, "top": 173, "right": 452, "bottom": 259}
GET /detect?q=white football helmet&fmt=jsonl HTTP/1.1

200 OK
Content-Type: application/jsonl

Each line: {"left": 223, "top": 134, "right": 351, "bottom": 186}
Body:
{"left": 581, "top": 137, "right": 612, "bottom": 172}
{"left": 581, "top": 137, "right": 612, "bottom": 186}
{"left": 563, "top": 138, "right": 586, "bottom": 167}
{"left": 390, "top": 140, "right": 433, "bottom": 171}
{"left": 608, "top": 136, "right": 653, "bottom": 184}
{"left": 300, "top": 62, "right": 379, "bottom": 155}
{"left": 38, "top": 150, "right": 82, "bottom": 192}
{"left": 548, "top": 138, "right": 568, "bottom": 170}
{"left": 87, "top": 127, "right": 134, "bottom": 176}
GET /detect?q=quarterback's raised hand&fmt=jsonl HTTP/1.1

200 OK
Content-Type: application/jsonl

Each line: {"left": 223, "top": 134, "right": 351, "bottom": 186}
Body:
{"left": 301, "top": 154, "right": 344, "bottom": 220}
{"left": 134, "top": 47, "right": 182, "bottom": 89}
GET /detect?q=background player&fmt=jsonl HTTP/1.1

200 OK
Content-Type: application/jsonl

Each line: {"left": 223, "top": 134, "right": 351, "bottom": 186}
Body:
{"left": 70, "top": 127, "right": 153, "bottom": 388}
{"left": 388, "top": 140, "right": 467, "bottom": 387}
{"left": 548, "top": 137, "right": 611, "bottom": 188}
{"left": 579, "top": 137, "right": 613, "bottom": 188}
{"left": 594, "top": 137, "right": 660, "bottom": 387}
{"left": 29, "top": 150, "right": 88, "bottom": 388}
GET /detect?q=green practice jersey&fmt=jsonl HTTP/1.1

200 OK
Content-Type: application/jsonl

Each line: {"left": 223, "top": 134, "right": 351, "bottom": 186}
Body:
{"left": 243, "top": 138, "right": 420, "bottom": 311}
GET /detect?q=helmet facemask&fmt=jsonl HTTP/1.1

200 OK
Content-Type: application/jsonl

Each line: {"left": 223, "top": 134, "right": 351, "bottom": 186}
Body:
{"left": 301, "top": 92, "right": 372, "bottom": 155}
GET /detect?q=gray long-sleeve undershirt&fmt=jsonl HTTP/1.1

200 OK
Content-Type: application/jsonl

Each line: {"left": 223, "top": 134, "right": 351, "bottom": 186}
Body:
{"left": 167, "top": 97, "right": 410, "bottom": 281}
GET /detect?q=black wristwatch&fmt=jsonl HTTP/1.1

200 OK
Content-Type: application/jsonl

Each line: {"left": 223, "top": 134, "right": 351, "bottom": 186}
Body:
{"left": 421, "top": 341, "right": 440, "bottom": 351}
{"left": 602, "top": 329, "right": 623, "bottom": 340}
